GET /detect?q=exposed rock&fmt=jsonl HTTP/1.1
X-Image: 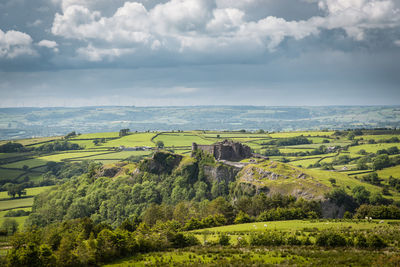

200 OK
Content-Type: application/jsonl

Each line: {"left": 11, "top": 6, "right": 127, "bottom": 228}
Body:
{"left": 139, "top": 151, "right": 182, "bottom": 174}
{"left": 192, "top": 140, "right": 252, "bottom": 161}
{"left": 321, "top": 200, "right": 346, "bottom": 218}
{"left": 203, "top": 163, "right": 241, "bottom": 184}
{"left": 97, "top": 166, "right": 120, "bottom": 178}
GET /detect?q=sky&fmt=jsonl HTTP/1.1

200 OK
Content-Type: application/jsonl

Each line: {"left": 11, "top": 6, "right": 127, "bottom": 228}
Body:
{"left": 0, "top": 0, "right": 400, "bottom": 107}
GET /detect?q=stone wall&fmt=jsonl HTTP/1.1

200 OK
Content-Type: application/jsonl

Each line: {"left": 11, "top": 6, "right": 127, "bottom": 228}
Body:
{"left": 192, "top": 140, "right": 252, "bottom": 161}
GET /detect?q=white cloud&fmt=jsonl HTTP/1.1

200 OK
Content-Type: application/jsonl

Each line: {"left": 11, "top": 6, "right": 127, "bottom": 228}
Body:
{"left": 38, "top": 40, "right": 59, "bottom": 52}
{"left": 395, "top": 40, "right": 400, "bottom": 46}
{"left": 317, "top": 0, "right": 400, "bottom": 40}
{"left": 77, "top": 44, "right": 135, "bottom": 62}
{"left": 0, "top": 29, "right": 37, "bottom": 58}
{"left": 50, "top": 0, "right": 400, "bottom": 61}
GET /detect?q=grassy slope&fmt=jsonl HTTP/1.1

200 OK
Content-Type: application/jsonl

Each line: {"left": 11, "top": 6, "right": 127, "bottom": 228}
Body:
{"left": 192, "top": 219, "right": 399, "bottom": 233}
{"left": 238, "top": 161, "right": 400, "bottom": 200}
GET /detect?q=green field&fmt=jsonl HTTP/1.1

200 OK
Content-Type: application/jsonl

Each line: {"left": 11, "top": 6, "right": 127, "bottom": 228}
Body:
{"left": 0, "top": 185, "right": 53, "bottom": 199}
{"left": 154, "top": 133, "right": 214, "bottom": 147}
{"left": 0, "top": 169, "right": 26, "bottom": 179}
{"left": 192, "top": 219, "right": 397, "bottom": 233}
{"left": 377, "top": 165, "right": 400, "bottom": 179}
{"left": 71, "top": 132, "right": 120, "bottom": 139}
{"left": 0, "top": 198, "right": 33, "bottom": 211}
{"left": 269, "top": 131, "right": 334, "bottom": 138}
{"left": 80, "top": 150, "right": 152, "bottom": 160}
{"left": 106, "top": 133, "right": 156, "bottom": 147}
{"left": 2, "top": 158, "right": 47, "bottom": 169}
{"left": 106, "top": 247, "right": 397, "bottom": 267}
{"left": 0, "top": 129, "right": 399, "bottom": 203}
{"left": 348, "top": 143, "right": 400, "bottom": 154}
{"left": 37, "top": 151, "right": 111, "bottom": 162}
{"left": 0, "top": 136, "right": 63, "bottom": 146}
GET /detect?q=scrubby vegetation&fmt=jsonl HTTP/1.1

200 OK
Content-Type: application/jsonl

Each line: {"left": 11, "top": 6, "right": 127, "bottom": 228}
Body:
{"left": 1, "top": 128, "right": 400, "bottom": 266}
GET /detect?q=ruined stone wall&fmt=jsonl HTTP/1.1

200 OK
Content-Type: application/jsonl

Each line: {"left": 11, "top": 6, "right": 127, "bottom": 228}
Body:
{"left": 196, "top": 144, "right": 215, "bottom": 156}
{"left": 192, "top": 140, "right": 252, "bottom": 161}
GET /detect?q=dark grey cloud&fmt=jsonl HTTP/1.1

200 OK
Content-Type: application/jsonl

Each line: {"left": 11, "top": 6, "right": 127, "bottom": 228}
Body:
{"left": 0, "top": 0, "right": 400, "bottom": 107}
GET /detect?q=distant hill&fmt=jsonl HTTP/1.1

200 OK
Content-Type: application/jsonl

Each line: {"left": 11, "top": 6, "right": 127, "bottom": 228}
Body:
{"left": 0, "top": 105, "right": 399, "bottom": 140}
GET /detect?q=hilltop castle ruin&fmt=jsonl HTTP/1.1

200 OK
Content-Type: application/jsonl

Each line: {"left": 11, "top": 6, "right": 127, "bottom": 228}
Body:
{"left": 192, "top": 140, "right": 252, "bottom": 161}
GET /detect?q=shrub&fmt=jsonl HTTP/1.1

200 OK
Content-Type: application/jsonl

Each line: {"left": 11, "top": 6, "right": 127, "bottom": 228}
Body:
{"left": 218, "top": 233, "right": 230, "bottom": 246}
{"left": 354, "top": 234, "right": 368, "bottom": 248}
{"left": 234, "top": 211, "right": 252, "bottom": 224}
{"left": 367, "top": 235, "right": 386, "bottom": 249}
{"left": 316, "top": 231, "right": 347, "bottom": 247}
{"left": 249, "top": 231, "right": 283, "bottom": 246}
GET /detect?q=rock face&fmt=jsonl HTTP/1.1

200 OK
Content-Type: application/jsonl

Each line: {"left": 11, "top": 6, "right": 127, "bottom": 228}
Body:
{"left": 139, "top": 151, "right": 182, "bottom": 174}
{"left": 192, "top": 140, "right": 252, "bottom": 161}
{"left": 203, "top": 164, "right": 241, "bottom": 184}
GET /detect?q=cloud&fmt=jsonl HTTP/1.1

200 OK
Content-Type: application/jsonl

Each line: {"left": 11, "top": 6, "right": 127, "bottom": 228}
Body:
{"left": 37, "top": 39, "right": 59, "bottom": 52}
{"left": 27, "top": 19, "right": 43, "bottom": 27}
{"left": 0, "top": 29, "right": 37, "bottom": 59}
{"left": 77, "top": 44, "right": 134, "bottom": 61}
{"left": 395, "top": 40, "right": 400, "bottom": 46}
{"left": 49, "top": 0, "right": 400, "bottom": 62}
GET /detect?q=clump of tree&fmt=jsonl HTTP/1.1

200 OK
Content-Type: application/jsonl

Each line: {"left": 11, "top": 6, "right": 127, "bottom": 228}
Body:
{"left": 64, "top": 131, "right": 76, "bottom": 139}
{"left": 4, "top": 183, "right": 26, "bottom": 198}
{"left": 0, "top": 142, "right": 24, "bottom": 153}
{"left": 269, "top": 136, "right": 312, "bottom": 146}
{"left": 35, "top": 141, "right": 82, "bottom": 152}
{"left": 119, "top": 128, "right": 130, "bottom": 137}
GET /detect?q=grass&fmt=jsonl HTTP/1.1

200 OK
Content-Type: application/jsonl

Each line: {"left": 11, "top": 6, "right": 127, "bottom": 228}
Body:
{"left": 356, "top": 135, "right": 400, "bottom": 141}
{"left": 280, "top": 148, "right": 314, "bottom": 154}
{"left": 0, "top": 169, "right": 26, "bottom": 179}
{"left": 71, "top": 132, "right": 119, "bottom": 139}
{"left": 376, "top": 165, "right": 400, "bottom": 179}
{"left": 0, "top": 136, "right": 63, "bottom": 146}
{"left": 105, "top": 243, "right": 400, "bottom": 266}
{"left": 0, "top": 152, "right": 33, "bottom": 159}
{"left": 81, "top": 151, "right": 152, "bottom": 160}
{"left": 0, "top": 185, "right": 53, "bottom": 199}
{"left": 287, "top": 157, "right": 322, "bottom": 167}
{"left": 1, "top": 158, "right": 47, "bottom": 169}
{"left": 154, "top": 133, "right": 214, "bottom": 147}
{"left": 37, "top": 151, "right": 110, "bottom": 162}
{"left": 347, "top": 143, "right": 400, "bottom": 155}
{"left": 269, "top": 131, "right": 334, "bottom": 138}
{"left": 192, "top": 219, "right": 397, "bottom": 234}
{"left": 0, "top": 216, "right": 28, "bottom": 230}
{"left": 106, "top": 133, "right": 156, "bottom": 147}
{"left": 0, "top": 198, "right": 33, "bottom": 211}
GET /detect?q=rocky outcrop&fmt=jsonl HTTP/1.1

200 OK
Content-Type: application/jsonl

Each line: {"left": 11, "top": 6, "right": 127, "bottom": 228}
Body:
{"left": 321, "top": 201, "right": 346, "bottom": 218}
{"left": 139, "top": 151, "right": 182, "bottom": 174}
{"left": 192, "top": 140, "right": 252, "bottom": 161}
{"left": 203, "top": 163, "right": 241, "bottom": 184}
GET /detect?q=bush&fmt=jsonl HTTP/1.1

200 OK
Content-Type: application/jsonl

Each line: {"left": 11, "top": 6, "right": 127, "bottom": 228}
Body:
{"left": 316, "top": 231, "right": 347, "bottom": 247}
{"left": 249, "top": 231, "right": 283, "bottom": 246}
{"left": 234, "top": 211, "right": 252, "bottom": 224}
{"left": 367, "top": 234, "right": 386, "bottom": 249}
{"left": 4, "top": 210, "right": 31, "bottom": 217}
{"left": 218, "top": 233, "right": 230, "bottom": 246}
{"left": 354, "top": 234, "right": 368, "bottom": 248}
{"left": 170, "top": 233, "right": 199, "bottom": 248}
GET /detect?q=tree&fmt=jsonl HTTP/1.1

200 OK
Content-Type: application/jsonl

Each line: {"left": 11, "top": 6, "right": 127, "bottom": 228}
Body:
{"left": 347, "top": 132, "right": 355, "bottom": 140}
{"left": 65, "top": 131, "right": 76, "bottom": 139}
{"left": 352, "top": 186, "right": 370, "bottom": 205}
{"left": 372, "top": 154, "right": 391, "bottom": 170}
{"left": 1, "top": 218, "right": 18, "bottom": 235}
{"left": 156, "top": 141, "right": 164, "bottom": 149}
{"left": 93, "top": 140, "right": 99, "bottom": 146}
{"left": 119, "top": 129, "right": 130, "bottom": 137}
